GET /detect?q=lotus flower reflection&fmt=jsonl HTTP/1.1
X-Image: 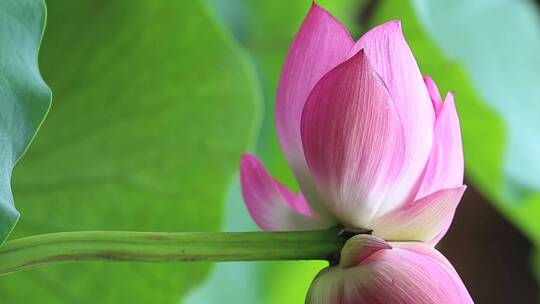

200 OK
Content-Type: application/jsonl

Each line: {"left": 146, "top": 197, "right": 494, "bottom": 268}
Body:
{"left": 240, "top": 3, "right": 472, "bottom": 303}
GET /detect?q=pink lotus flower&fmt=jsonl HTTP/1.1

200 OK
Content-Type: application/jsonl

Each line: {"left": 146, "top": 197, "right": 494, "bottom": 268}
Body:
{"left": 240, "top": 3, "right": 472, "bottom": 303}
{"left": 306, "top": 235, "right": 472, "bottom": 303}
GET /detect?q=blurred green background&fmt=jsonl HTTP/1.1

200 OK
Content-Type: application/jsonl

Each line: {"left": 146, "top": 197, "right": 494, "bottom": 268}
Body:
{"left": 1, "top": 0, "right": 539, "bottom": 303}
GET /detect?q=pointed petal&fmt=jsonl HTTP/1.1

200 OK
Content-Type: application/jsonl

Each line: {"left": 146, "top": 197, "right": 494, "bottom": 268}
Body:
{"left": 275, "top": 3, "right": 354, "bottom": 218}
{"left": 349, "top": 21, "right": 435, "bottom": 214}
{"left": 307, "top": 242, "right": 473, "bottom": 304}
{"left": 369, "top": 186, "right": 466, "bottom": 243}
{"left": 275, "top": 184, "right": 312, "bottom": 217}
{"left": 416, "top": 92, "right": 464, "bottom": 199}
{"left": 339, "top": 235, "right": 392, "bottom": 268}
{"left": 301, "top": 50, "right": 405, "bottom": 227}
{"left": 239, "top": 153, "right": 332, "bottom": 231}
{"left": 424, "top": 76, "right": 443, "bottom": 115}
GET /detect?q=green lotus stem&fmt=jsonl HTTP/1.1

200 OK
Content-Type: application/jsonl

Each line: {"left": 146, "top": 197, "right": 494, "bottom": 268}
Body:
{"left": 0, "top": 228, "right": 345, "bottom": 276}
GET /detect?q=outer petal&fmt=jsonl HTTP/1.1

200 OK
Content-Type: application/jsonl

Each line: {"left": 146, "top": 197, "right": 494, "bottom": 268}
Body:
{"left": 306, "top": 236, "right": 473, "bottom": 304}
{"left": 416, "top": 92, "right": 464, "bottom": 199}
{"left": 368, "top": 186, "right": 466, "bottom": 243}
{"left": 339, "top": 234, "right": 392, "bottom": 268}
{"left": 239, "top": 153, "right": 331, "bottom": 231}
{"left": 424, "top": 76, "right": 443, "bottom": 115}
{"left": 301, "top": 50, "right": 405, "bottom": 227}
{"left": 275, "top": 3, "right": 354, "bottom": 218}
{"left": 349, "top": 20, "right": 435, "bottom": 215}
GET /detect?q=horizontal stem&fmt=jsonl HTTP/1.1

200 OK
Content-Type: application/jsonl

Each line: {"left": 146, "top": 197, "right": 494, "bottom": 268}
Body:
{"left": 0, "top": 228, "right": 344, "bottom": 276}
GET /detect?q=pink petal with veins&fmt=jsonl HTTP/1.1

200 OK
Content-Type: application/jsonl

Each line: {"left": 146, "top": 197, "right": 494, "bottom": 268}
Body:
{"left": 416, "top": 90, "right": 464, "bottom": 199}
{"left": 275, "top": 3, "right": 354, "bottom": 219}
{"left": 301, "top": 50, "right": 405, "bottom": 227}
{"left": 239, "top": 153, "right": 332, "bottom": 231}
{"left": 369, "top": 186, "right": 466, "bottom": 244}
{"left": 349, "top": 21, "right": 435, "bottom": 215}
{"left": 424, "top": 76, "right": 443, "bottom": 115}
